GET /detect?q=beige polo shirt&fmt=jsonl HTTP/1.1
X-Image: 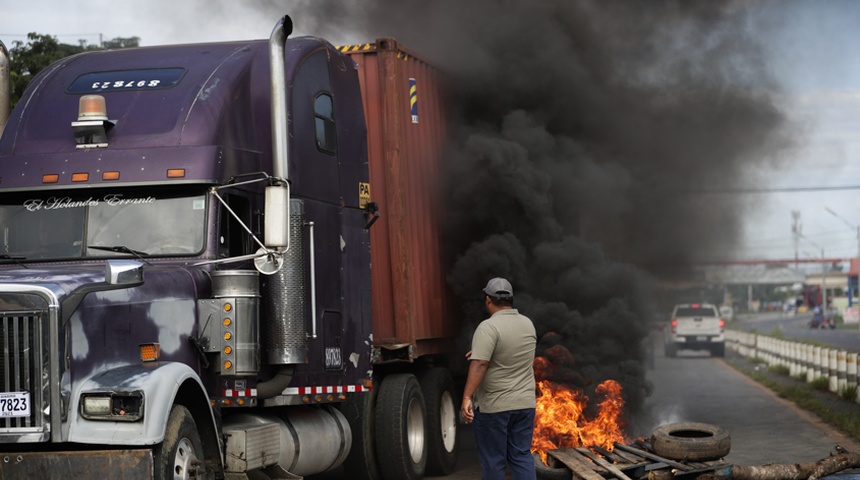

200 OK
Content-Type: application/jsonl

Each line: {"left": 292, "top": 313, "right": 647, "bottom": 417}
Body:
{"left": 470, "top": 308, "right": 537, "bottom": 413}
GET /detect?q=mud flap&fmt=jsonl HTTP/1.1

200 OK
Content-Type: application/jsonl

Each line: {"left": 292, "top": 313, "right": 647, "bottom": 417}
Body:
{"left": 0, "top": 449, "right": 153, "bottom": 479}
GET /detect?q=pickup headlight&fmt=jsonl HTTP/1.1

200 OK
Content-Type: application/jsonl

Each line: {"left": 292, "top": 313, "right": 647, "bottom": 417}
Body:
{"left": 81, "top": 391, "right": 144, "bottom": 421}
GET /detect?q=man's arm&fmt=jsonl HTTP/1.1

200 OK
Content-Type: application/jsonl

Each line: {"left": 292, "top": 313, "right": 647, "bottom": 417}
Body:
{"left": 460, "top": 358, "right": 489, "bottom": 424}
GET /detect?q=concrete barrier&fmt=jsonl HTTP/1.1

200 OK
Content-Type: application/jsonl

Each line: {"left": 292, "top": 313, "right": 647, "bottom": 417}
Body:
{"left": 727, "top": 329, "right": 860, "bottom": 404}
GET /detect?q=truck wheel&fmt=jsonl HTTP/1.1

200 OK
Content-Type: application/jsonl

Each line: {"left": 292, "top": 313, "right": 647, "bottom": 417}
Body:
{"left": 155, "top": 405, "right": 207, "bottom": 480}
{"left": 711, "top": 344, "right": 725, "bottom": 358}
{"left": 419, "top": 367, "right": 459, "bottom": 475}
{"left": 375, "top": 374, "right": 427, "bottom": 480}
{"left": 340, "top": 391, "right": 382, "bottom": 480}
{"left": 650, "top": 422, "right": 731, "bottom": 461}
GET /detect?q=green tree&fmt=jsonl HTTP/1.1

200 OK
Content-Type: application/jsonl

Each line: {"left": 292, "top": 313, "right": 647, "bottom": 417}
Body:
{"left": 8, "top": 34, "right": 139, "bottom": 108}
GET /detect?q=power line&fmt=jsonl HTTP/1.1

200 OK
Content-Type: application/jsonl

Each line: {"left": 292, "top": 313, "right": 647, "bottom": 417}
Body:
{"left": 697, "top": 185, "right": 860, "bottom": 194}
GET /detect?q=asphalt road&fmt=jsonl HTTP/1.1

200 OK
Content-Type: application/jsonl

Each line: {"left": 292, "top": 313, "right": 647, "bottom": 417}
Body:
{"left": 310, "top": 331, "right": 860, "bottom": 480}
{"left": 735, "top": 311, "right": 860, "bottom": 352}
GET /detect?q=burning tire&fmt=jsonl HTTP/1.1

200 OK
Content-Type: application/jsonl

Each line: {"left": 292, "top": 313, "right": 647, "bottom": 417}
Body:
{"left": 419, "top": 367, "right": 460, "bottom": 475}
{"left": 340, "top": 390, "right": 382, "bottom": 480}
{"left": 375, "top": 374, "right": 427, "bottom": 480}
{"left": 533, "top": 452, "right": 571, "bottom": 480}
{"left": 650, "top": 422, "right": 731, "bottom": 461}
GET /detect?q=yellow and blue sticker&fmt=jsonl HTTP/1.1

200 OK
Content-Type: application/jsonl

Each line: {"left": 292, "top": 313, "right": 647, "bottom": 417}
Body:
{"left": 409, "top": 78, "right": 418, "bottom": 124}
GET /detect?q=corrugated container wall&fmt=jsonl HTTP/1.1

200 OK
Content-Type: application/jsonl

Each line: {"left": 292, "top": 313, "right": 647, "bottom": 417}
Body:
{"left": 341, "top": 39, "right": 455, "bottom": 357}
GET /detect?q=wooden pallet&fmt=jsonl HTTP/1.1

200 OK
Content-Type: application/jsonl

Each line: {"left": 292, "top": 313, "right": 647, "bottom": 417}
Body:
{"left": 546, "top": 442, "right": 729, "bottom": 480}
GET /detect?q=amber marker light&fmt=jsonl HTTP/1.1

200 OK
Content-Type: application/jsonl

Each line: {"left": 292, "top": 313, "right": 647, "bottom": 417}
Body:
{"left": 223, "top": 318, "right": 231, "bottom": 327}
{"left": 224, "top": 346, "right": 233, "bottom": 355}
{"left": 42, "top": 174, "right": 59, "bottom": 184}
{"left": 224, "top": 360, "right": 233, "bottom": 370}
{"left": 72, "top": 173, "right": 89, "bottom": 182}
{"left": 140, "top": 343, "right": 161, "bottom": 362}
{"left": 223, "top": 303, "right": 232, "bottom": 312}
{"left": 224, "top": 332, "right": 232, "bottom": 341}
{"left": 102, "top": 171, "right": 120, "bottom": 181}
{"left": 78, "top": 95, "right": 108, "bottom": 121}
{"left": 167, "top": 169, "right": 186, "bottom": 178}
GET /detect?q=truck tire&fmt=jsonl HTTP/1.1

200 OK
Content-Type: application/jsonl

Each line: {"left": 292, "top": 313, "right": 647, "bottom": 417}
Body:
{"left": 419, "top": 367, "right": 459, "bottom": 475}
{"left": 650, "top": 422, "right": 731, "bottom": 461}
{"left": 155, "top": 405, "right": 208, "bottom": 480}
{"left": 375, "top": 374, "right": 427, "bottom": 480}
{"left": 711, "top": 343, "right": 725, "bottom": 357}
{"left": 340, "top": 391, "right": 383, "bottom": 480}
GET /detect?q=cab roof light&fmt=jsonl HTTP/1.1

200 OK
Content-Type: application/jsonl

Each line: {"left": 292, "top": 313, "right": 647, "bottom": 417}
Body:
{"left": 102, "top": 171, "right": 120, "bottom": 181}
{"left": 71, "top": 173, "right": 89, "bottom": 182}
{"left": 72, "top": 94, "right": 114, "bottom": 149}
{"left": 167, "top": 169, "right": 186, "bottom": 178}
{"left": 42, "top": 174, "right": 59, "bottom": 184}
{"left": 78, "top": 95, "right": 108, "bottom": 121}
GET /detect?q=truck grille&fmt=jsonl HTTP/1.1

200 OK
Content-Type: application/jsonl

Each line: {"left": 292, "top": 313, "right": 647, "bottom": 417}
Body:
{"left": 0, "top": 312, "right": 41, "bottom": 428}
{"left": 0, "top": 288, "right": 53, "bottom": 442}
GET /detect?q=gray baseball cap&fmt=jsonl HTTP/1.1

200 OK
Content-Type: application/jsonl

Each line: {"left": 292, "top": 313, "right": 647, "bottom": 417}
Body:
{"left": 483, "top": 277, "right": 513, "bottom": 298}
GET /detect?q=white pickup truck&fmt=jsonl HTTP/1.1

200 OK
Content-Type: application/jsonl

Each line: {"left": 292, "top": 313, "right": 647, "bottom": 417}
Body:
{"left": 664, "top": 303, "right": 725, "bottom": 357}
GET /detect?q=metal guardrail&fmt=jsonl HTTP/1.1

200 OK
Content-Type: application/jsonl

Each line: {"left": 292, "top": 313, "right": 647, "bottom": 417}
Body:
{"left": 726, "top": 330, "right": 859, "bottom": 402}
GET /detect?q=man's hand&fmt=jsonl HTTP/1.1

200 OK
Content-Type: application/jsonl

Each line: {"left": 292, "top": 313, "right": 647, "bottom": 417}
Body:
{"left": 461, "top": 397, "right": 474, "bottom": 424}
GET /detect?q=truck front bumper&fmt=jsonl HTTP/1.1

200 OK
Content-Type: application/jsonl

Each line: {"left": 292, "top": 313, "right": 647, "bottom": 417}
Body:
{"left": 0, "top": 448, "right": 152, "bottom": 479}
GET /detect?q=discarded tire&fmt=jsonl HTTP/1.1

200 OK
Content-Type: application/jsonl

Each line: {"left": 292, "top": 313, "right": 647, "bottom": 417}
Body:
{"left": 650, "top": 422, "right": 731, "bottom": 461}
{"left": 533, "top": 452, "right": 571, "bottom": 480}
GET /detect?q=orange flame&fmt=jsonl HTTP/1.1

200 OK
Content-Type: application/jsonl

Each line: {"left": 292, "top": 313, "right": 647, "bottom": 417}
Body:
{"left": 531, "top": 379, "right": 626, "bottom": 465}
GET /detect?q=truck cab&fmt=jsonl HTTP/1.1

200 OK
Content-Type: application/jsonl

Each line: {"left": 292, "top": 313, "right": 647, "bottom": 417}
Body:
{"left": 0, "top": 18, "right": 377, "bottom": 479}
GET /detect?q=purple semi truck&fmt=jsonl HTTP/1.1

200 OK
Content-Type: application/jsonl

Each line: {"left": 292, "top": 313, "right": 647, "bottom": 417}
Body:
{"left": 0, "top": 16, "right": 459, "bottom": 480}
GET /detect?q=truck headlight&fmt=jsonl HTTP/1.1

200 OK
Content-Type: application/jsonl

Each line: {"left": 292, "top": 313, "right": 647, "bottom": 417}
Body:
{"left": 81, "top": 391, "right": 144, "bottom": 421}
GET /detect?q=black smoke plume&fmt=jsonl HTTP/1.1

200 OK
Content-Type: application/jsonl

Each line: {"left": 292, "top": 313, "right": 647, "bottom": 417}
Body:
{"left": 287, "top": 1, "right": 792, "bottom": 418}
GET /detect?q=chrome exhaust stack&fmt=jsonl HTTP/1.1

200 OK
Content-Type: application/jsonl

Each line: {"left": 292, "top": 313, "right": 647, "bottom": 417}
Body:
{"left": 0, "top": 40, "right": 10, "bottom": 138}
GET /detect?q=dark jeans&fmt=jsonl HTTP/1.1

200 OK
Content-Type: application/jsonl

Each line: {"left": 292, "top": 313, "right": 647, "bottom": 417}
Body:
{"left": 473, "top": 407, "right": 537, "bottom": 480}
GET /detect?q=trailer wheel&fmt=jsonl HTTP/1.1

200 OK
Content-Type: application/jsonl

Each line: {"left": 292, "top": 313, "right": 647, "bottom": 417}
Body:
{"left": 419, "top": 367, "right": 459, "bottom": 475}
{"left": 650, "top": 422, "right": 731, "bottom": 461}
{"left": 340, "top": 390, "right": 382, "bottom": 480}
{"left": 155, "top": 405, "right": 207, "bottom": 480}
{"left": 375, "top": 374, "right": 427, "bottom": 480}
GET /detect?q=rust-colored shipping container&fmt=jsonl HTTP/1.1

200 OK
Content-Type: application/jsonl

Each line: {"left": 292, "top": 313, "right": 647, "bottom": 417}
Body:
{"left": 340, "top": 39, "right": 456, "bottom": 359}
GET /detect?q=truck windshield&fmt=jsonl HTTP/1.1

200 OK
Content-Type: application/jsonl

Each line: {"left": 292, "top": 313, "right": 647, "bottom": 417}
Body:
{"left": 0, "top": 189, "right": 206, "bottom": 261}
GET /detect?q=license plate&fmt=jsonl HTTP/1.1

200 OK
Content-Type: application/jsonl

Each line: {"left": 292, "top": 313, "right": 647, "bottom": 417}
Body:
{"left": 0, "top": 392, "right": 31, "bottom": 417}
{"left": 696, "top": 336, "right": 709, "bottom": 342}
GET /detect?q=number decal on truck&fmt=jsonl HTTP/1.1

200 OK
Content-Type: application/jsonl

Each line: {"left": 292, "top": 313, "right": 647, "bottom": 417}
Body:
{"left": 0, "top": 392, "right": 30, "bottom": 418}
{"left": 325, "top": 347, "right": 343, "bottom": 370}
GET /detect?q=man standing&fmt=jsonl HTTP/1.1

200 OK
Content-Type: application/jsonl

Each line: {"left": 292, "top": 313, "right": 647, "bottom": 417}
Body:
{"left": 461, "top": 277, "right": 537, "bottom": 480}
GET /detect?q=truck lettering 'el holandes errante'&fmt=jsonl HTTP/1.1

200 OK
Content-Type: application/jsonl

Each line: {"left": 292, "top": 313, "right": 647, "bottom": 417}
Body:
{"left": 0, "top": 16, "right": 459, "bottom": 480}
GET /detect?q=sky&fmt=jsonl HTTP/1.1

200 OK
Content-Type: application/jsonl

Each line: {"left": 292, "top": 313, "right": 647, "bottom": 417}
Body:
{"left": 4, "top": 0, "right": 860, "bottom": 265}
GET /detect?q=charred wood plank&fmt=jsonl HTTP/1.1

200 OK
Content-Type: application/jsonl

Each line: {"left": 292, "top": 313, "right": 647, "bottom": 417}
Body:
{"left": 575, "top": 447, "right": 636, "bottom": 480}
{"left": 548, "top": 449, "right": 607, "bottom": 480}
{"left": 614, "top": 443, "right": 691, "bottom": 471}
{"left": 610, "top": 447, "right": 648, "bottom": 465}
{"left": 591, "top": 445, "right": 629, "bottom": 464}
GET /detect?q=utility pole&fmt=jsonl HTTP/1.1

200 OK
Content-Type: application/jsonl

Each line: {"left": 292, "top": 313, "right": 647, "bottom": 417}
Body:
{"left": 824, "top": 207, "right": 860, "bottom": 308}
{"left": 792, "top": 210, "right": 801, "bottom": 269}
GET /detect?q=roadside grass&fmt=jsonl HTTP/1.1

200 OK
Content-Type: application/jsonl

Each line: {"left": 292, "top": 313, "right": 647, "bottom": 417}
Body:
{"left": 741, "top": 364, "right": 860, "bottom": 443}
